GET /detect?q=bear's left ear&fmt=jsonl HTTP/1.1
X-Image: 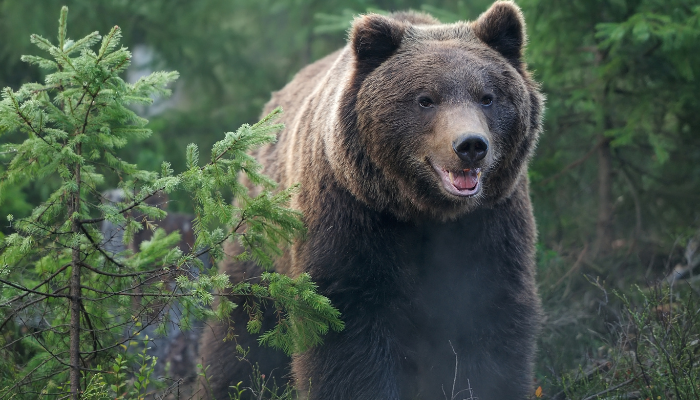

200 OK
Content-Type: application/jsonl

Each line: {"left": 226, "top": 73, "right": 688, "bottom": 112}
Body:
{"left": 472, "top": 1, "right": 527, "bottom": 69}
{"left": 350, "top": 14, "right": 408, "bottom": 76}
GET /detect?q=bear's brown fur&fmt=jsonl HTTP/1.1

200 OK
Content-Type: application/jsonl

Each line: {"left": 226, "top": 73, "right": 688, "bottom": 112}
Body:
{"left": 200, "top": 1, "right": 544, "bottom": 399}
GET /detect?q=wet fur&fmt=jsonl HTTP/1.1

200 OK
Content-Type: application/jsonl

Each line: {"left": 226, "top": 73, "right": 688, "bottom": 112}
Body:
{"left": 200, "top": 2, "right": 544, "bottom": 399}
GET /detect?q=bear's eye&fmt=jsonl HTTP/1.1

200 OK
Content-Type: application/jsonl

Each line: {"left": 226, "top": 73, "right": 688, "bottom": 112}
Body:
{"left": 418, "top": 97, "right": 435, "bottom": 108}
{"left": 480, "top": 95, "right": 494, "bottom": 107}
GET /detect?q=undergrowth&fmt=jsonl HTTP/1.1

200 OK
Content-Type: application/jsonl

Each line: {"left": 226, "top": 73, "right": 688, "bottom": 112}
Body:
{"left": 536, "top": 245, "right": 700, "bottom": 400}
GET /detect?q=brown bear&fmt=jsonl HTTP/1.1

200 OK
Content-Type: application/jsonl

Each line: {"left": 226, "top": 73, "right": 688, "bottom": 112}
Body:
{"left": 200, "top": 1, "right": 544, "bottom": 399}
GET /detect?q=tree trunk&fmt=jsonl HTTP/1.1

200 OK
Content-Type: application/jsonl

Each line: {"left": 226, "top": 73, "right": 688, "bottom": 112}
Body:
{"left": 592, "top": 138, "right": 613, "bottom": 258}
{"left": 69, "top": 144, "right": 81, "bottom": 400}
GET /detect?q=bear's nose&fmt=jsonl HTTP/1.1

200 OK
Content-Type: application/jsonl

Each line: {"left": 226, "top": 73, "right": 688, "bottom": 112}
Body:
{"left": 452, "top": 134, "right": 489, "bottom": 163}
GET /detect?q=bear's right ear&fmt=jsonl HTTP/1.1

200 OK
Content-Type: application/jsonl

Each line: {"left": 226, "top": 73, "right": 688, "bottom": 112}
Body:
{"left": 350, "top": 14, "right": 407, "bottom": 76}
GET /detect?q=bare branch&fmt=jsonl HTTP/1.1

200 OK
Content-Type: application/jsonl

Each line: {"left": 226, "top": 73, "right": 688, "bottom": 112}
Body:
{"left": 580, "top": 374, "right": 639, "bottom": 400}
{"left": 538, "top": 138, "right": 606, "bottom": 186}
{"left": 79, "top": 261, "right": 161, "bottom": 278}
{"left": 0, "top": 278, "right": 70, "bottom": 299}
{"left": 78, "top": 223, "right": 127, "bottom": 269}
{"left": 0, "top": 263, "right": 70, "bottom": 307}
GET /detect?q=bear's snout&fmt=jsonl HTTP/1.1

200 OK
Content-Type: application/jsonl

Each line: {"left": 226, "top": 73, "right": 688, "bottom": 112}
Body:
{"left": 452, "top": 134, "right": 489, "bottom": 164}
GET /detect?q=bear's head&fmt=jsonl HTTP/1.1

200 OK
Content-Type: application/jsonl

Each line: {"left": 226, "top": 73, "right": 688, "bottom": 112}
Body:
{"left": 333, "top": 1, "right": 544, "bottom": 221}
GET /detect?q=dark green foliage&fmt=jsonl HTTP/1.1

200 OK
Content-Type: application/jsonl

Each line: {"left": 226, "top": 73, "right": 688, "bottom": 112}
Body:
{"left": 0, "top": 7, "right": 342, "bottom": 398}
{"left": 523, "top": 0, "right": 700, "bottom": 252}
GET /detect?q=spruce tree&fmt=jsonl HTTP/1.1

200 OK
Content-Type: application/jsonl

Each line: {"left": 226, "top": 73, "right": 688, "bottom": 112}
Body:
{"left": 0, "top": 7, "right": 342, "bottom": 399}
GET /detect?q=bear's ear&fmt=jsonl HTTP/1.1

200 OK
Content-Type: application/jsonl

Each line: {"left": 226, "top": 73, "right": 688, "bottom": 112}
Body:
{"left": 472, "top": 1, "right": 527, "bottom": 69}
{"left": 350, "top": 14, "right": 408, "bottom": 75}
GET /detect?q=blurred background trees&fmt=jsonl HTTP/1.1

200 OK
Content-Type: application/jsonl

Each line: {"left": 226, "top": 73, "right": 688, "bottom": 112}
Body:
{"left": 1, "top": 0, "right": 699, "bottom": 396}
{"left": 524, "top": 0, "right": 700, "bottom": 258}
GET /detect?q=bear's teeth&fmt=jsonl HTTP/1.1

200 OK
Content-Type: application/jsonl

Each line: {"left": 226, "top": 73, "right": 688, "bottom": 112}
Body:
{"left": 448, "top": 171, "right": 455, "bottom": 184}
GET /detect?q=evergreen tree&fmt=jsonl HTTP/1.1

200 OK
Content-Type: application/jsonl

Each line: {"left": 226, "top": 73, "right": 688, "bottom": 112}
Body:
{"left": 0, "top": 7, "right": 342, "bottom": 399}
{"left": 522, "top": 0, "right": 700, "bottom": 257}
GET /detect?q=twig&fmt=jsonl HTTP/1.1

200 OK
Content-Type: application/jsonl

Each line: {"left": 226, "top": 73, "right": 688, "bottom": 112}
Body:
{"left": 552, "top": 244, "right": 589, "bottom": 288}
{"left": 539, "top": 139, "right": 606, "bottom": 186}
{"left": 618, "top": 164, "right": 642, "bottom": 256}
{"left": 580, "top": 374, "right": 639, "bottom": 400}
{"left": 442, "top": 341, "right": 478, "bottom": 400}
{"left": 79, "top": 302, "right": 103, "bottom": 361}
{"left": 451, "top": 340, "right": 458, "bottom": 400}
{"left": 80, "top": 131, "right": 250, "bottom": 226}
{"left": 79, "top": 187, "right": 164, "bottom": 225}
{"left": 0, "top": 324, "right": 70, "bottom": 351}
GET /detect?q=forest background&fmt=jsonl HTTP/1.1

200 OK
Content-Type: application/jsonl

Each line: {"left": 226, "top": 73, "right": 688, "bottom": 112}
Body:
{"left": 1, "top": 0, "right": 699, "bottom": 398}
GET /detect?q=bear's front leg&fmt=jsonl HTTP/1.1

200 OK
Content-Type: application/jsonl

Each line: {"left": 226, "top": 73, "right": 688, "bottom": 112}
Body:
{"left": 292, "top": 317, "right": 402, "bottom": 400}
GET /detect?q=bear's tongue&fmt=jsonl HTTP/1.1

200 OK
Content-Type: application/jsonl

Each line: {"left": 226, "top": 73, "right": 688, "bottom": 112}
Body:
{"left": 449, "top": 169, "right": 479, "bottom": 191}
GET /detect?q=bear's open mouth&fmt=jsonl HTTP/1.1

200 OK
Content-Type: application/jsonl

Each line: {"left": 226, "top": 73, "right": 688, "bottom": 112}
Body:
{"left": 431, "top": 164, "right": 482, "bottom": 197}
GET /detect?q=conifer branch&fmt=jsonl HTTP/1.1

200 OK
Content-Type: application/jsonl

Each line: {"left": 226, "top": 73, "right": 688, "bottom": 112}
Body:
{"left": 5, "top": 88, "right": 55, "bottom": 150}
{"left": 0, "top": 290, "right": 69, "bottom": 332}
{"left": 79, "top": 188, "right": 164, "bottom": 225}
{"left": 0, "top": 357, "right": 58, "bottom": 400}
{"left": 0, "top": 9, "right": 339, "bottom": 397}
{"left": 78, "top": 223, "right": 127, "bottom": 269}
{"left": 78, "top": 261, "right": 160, "bottom": 278}
{"left": 0, "top": 325, "right": 71, "bottom": 352}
